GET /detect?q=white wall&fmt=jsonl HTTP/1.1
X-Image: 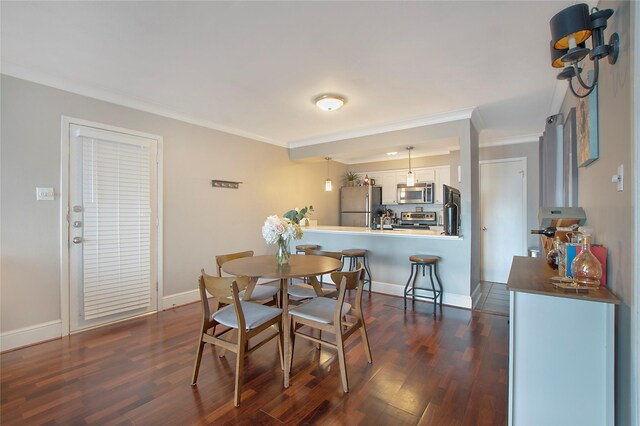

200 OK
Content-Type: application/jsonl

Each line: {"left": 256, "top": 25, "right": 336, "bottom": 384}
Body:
{"left": 0, "top": 75, "right": 339, "bottom": 343}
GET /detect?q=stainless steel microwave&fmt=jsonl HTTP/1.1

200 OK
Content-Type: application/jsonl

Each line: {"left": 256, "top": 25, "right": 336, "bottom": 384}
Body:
{"left": 397, "top": 182, "right": 434, "bottom": 204}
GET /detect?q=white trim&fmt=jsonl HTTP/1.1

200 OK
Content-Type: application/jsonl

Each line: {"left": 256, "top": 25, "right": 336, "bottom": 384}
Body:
{"left": 0, "top": 321, "right": 62, "bottom": 352}
{"left": 480, "top": 133, "right": 541, "bottom": 148}
{"left": 548, "top": 79, "right": 569, "bottom": 117}
{"left": 288, "top": 107, "right": 477, "bottom": 148}
{"left": 470, "top": 107, "right": 487, "bottom": 133}
{"left": 370, "top": 281, "right": 471, "bottom": 309}
{"left": 162, "top": 289, "right": 200, "bottom": 310}
{"left": 60, "top": 116, "right": 164, "bottom": 335}
{"left": 471, "top": 283, "right": 482, "bottom": 309}
{"left": 3, "top": 63, "right": 279, "bottom": 147}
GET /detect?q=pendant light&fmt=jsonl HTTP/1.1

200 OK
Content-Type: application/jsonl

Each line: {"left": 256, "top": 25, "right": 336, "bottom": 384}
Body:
{"left": 325, "top": 157, "right": 332, "bottom": 191}
{"left": 406, "top": 147, "right": 415, "bottom": 186}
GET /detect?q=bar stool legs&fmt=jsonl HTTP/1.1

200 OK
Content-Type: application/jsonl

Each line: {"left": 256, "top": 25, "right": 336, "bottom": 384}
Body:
{"left": 341, "top": 249, "right": 372, "bottom": 291}
{"left": 403, "top": 255, "right": 443, "bottom": 314}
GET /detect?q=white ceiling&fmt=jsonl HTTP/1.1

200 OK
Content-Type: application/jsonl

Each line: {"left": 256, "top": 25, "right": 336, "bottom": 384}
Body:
{"left": 1, "top": 1, "right": 574, "bottom": 161}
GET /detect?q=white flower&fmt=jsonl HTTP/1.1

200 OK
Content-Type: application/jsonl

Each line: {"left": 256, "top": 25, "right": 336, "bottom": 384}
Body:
{"left": 262, "top": 214, "right": 303, "bottom": 244}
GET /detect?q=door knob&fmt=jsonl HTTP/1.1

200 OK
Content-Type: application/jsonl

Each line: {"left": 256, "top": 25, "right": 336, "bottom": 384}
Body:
{"left": 72, "top": 236, "right": 83, "bottom": 244}
{"left": 482, "top": 226, "right": 487, "bottom": 231}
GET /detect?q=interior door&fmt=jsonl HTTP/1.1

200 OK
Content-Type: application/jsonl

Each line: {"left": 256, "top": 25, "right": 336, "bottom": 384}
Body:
{"left": 480, "top": 158, "right": 526, "bottom": 283}
{"left": 69, "top": 124, "right": 158, "bottom": 331}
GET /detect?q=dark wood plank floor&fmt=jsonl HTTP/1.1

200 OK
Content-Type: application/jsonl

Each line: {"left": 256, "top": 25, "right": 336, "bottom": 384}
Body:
{"left": 1, "top": 293, "right": 509, "bottom": 425}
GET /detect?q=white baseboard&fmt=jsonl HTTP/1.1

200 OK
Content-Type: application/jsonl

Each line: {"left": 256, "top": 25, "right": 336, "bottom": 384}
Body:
{"left": 370, "top": 281, "right": 472, "bottom": 309}
{"left": 162, "top": 289, "right": 200, "bottom": 309}
{"left": 161, "top": 279, "right": 280, "bottom": 310}
{"left": 0, "top": 320, "right": 62, "bottom": 352}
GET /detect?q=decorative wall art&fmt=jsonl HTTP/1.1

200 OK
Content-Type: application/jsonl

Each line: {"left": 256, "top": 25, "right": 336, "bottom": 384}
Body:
{"left": 576, "top": 70, "right": 599, "bottom": 167}
{"left": 563, "top": 108, "right": 578, "bottom": 207}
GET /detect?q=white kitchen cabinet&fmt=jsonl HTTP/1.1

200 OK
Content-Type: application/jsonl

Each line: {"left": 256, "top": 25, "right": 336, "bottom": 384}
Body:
{"left": 434, "top": 166, "right": 451, "bottom": 204}
{"left": 381, "top": 173, "right": 398, "bottom": 204}
{"left": 367, "top": 173, "right": 383, "bottom": 188}
{"left": 415, "top": 169, "right": 435, "bottom": 183}
{"left": 507, "top": 256, "right": 618, "bottom": 426}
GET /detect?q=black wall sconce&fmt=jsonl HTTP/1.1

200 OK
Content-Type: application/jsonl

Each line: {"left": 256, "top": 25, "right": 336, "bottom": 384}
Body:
{"left": 549, "top": 3, "right": 619, "bottom": 98}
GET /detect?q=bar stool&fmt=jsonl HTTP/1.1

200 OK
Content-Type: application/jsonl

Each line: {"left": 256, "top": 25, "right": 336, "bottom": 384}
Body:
{"left": 403, "top": 255, "right": 443, "bottom": 313}
{"left": 341, "top": 249, "right": 372, "bottom": 291}
{"left": 296, "top": 244, "right": 321, "bottom": 255}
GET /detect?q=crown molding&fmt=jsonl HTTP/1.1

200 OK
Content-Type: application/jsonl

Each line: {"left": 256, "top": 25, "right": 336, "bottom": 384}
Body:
{"left": 480, "top": 133, "right": 542, "bottom": 148}
{"left": 288, "top": 107, "right": 478, "bottom": 148}
{"left": 1, "top": 63, "right": 284, "bottom": 146}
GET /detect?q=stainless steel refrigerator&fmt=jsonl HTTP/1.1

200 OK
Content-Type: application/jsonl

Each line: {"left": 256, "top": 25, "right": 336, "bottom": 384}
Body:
{"left": 340, "top": 186, "right": 383, "bottom": 227}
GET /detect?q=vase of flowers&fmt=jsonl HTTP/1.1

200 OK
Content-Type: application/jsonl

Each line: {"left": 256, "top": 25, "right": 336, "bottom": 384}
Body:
{"left": 262, "top": 206, "right": 313, "bottom": 265}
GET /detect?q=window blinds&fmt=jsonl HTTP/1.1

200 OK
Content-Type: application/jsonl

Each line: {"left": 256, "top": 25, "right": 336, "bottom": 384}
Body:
{"left": 81, "top": 135, "right": 151, "bottom": 320}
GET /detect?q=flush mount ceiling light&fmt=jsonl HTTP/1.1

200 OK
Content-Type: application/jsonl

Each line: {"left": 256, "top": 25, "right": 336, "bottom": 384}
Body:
{"left": 406, "top": 147, "right": 415, "bottom": 187}
{"left": 549, "top": 3, "right": 619, "bottom": 98}
{"left": 324, "top": 157, "right": 332, "bottom": 191}
{"left": 314, "top": 94, "right": 346, "bottom": 112}
{"left": 386, "top": 152, "right": 398, "bottom": 156}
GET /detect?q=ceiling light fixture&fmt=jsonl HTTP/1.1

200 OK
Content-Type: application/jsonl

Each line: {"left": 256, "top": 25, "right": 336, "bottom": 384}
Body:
{"left": 549, "top": 3, "right": 619, "bottom": 98}
{"left": 325, "top": 157, "right": 332, "bottom": 191}
{"left": 386, "top": 152, "right": 398, "bottom": 156}
{"left": 315, "top": 94, "right": 346, "bottom": 112}
{"left": 406, "top": 147, "right": 415, "bottom": 187}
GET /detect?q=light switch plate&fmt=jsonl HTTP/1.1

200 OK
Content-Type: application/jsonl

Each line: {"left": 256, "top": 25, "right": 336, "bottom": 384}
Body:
{"left": 36, "top": 187, "right": 54, "bottom": 201}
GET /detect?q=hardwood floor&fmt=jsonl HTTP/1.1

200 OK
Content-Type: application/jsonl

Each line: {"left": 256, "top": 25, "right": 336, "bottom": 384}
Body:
{"left": 1, "top": 293, "right": 509, "bottom": 425}
{"left": 474, "top": 282, "right": 510, "bottom": 316}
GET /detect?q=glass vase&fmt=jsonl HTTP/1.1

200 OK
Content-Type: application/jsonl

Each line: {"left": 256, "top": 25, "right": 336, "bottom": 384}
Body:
{"left": 276, "top": 237, "right": 291, "bottom": 265}
{"left": 570, "top": 235, "right": 602, "bottom": 286}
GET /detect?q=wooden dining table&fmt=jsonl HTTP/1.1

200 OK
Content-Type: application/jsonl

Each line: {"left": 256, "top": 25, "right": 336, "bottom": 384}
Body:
{"left": 221, "top": 254, "right": 343, "bottom": 388}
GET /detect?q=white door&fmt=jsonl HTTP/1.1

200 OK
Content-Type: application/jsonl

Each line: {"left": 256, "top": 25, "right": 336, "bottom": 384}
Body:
{"left": 480, "top": 158, "right": 526, "bottom": 283}
{"left": 68, "top": 124, "right": 158, "bottom": 331}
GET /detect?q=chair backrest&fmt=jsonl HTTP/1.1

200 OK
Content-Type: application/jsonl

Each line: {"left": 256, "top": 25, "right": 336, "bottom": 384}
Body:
{"left": 330, "top": 265, "right": 365, "bottom": 291}
{"left": 198, "top": 269, "right": 248, "bottom": 329}
{"left": 216, "top": 250, "right": 254, "bottom": 277}
{"left": 331, "top": 264, "right": 365, "bottom": 322}
{"left": 304, "top": 248, "right": 343, "bottom": 261}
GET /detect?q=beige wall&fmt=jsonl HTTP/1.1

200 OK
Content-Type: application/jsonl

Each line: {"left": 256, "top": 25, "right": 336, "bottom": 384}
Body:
{"left": 557, "top": 1, "right": 634, "bottom": 423}
{"left": 0, "top": 75, "right": 339, "bottom": 333}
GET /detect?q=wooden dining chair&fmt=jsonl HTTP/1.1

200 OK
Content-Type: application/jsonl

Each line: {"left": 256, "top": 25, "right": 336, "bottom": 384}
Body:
{"left": 191, "top": 270, "right": 283, "bottom": 407}
{"left": 287, "top": 249, "right": 343, "bottom": 300}
{"left": 216, "top": 250, "right": 280, "bottom": 304}
{"left": 288, "top": 265, "right": 373, "bottom": 393}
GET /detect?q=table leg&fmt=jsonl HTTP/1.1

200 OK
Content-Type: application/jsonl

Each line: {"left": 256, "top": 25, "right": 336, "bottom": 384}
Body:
{"left": 281, "top": 277, "right": 290, "bottom": 388}
{"left": 242, "top": 277, "right": 259, "bottom": 301}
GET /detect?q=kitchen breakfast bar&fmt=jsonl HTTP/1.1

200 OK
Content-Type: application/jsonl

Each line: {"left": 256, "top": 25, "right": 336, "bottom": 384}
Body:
{"left": 297, "top": 226, "right": 473, "bottom": 308}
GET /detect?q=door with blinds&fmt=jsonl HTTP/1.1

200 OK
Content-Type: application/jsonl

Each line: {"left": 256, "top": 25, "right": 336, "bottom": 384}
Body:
{"left": 69, "top": 124, "right": 158, "bottom": 332}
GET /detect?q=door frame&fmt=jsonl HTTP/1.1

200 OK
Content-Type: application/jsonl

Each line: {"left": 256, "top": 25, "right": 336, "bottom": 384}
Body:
{"left": 59, "top": 116, "right": 164, "bottom": 335}
{"left": 479, "top": 157, "right": 528, "bottom": 281}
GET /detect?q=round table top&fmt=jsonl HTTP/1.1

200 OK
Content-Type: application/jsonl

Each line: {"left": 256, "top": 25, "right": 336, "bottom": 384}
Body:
{"left": 221, "top": 254, "right": 342, "bottom": 279}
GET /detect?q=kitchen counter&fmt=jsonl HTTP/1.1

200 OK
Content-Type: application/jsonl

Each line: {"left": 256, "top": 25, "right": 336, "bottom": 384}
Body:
{"left": 301, "top": 225, "right": 461, "bottom": 239}
{"left": 297, "top": 225, "right": 470, "bottom": 308}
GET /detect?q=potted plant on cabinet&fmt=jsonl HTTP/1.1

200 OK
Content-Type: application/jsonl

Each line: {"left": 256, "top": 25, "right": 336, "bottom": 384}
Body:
{"left": 343, "top": 171, "right": 361, "bottom": 187}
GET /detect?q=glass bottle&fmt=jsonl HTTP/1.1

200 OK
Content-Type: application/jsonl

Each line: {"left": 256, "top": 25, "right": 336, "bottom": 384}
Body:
{"left": 530, "top": 227, "right": 557, "bottom": 238}
{"left": 570, "top": 234, "right": 602, "bottom": 286}
{"left": 545, "top": 236, "right": 561, "bottom": 270}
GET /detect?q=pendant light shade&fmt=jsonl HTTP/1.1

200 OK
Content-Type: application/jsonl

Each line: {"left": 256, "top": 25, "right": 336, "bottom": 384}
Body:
{"left": 406, "top": 147, "right": 414, "bottom": 186}
{"left": 324, "top": 157, "right": 332, "bottom": 191}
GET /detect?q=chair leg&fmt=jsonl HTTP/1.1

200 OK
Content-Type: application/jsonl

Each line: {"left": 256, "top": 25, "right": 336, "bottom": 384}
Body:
{"left": 191, "top": 338, "right": 206, "bottom": 385}
{"left": 275, "top": 319, "right": 284, "bottom": 371}
{"left": 289, "top": 319, "right": 297, "bottom": 372}
{"left": 359, "top": 322, "right": 373, "bottom": 364}
{"left": 317, "top": 329, "right": 322, "bottom": 350}
{"left": 411, "top": 265, "right": 420, "bottom": 306}
{"left": 336, "top": 334, "right": 349, "bottom": 393}
{"left": 234, "top": 333, "right": 246, "bottom": 407}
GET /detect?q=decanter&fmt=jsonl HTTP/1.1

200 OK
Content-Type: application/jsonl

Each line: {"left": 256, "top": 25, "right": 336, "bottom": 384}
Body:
{"left": 570, "top": 234, "right": 602, "bottom": 286}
